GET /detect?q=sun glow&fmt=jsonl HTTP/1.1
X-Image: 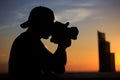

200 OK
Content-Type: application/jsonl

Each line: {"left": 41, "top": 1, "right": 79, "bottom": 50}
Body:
{"left": 115, "top": 51, "right": 120, "bottom": 72}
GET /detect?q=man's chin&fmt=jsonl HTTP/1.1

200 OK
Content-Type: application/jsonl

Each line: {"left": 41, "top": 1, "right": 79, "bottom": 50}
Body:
{"left": 42, "top": 36, "right": 50, "bottom": 39}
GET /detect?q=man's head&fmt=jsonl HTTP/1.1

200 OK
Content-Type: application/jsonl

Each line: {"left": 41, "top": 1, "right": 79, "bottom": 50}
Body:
{"left": 21, "top": 6, "right": 55, "bottom": 39}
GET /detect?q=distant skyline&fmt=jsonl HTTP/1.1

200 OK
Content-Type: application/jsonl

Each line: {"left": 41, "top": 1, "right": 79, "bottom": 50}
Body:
{"left": 98, "top": 31, "right": 115, "bottom": 72}
{"left": 0, "top": 0, "right": 120, "bottom": 73}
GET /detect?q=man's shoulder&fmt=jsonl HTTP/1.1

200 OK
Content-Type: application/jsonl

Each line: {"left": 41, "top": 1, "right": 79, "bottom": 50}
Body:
{"left": 13, "top": 32, "right": 29, "bottom": 44}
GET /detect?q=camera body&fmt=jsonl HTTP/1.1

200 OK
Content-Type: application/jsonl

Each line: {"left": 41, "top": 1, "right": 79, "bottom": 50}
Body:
{"left": 50, "top": 21, "right": 79, "bottom": 46}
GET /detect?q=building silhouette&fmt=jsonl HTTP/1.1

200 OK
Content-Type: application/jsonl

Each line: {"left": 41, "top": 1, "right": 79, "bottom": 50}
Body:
{"left": 98, "top": 31, "right": 115, "bottom": 72}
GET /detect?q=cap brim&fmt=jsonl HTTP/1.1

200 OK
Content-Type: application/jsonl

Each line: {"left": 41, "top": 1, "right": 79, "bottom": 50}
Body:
{"left": 20, "top": 21, "right": 29, "bottom": 28}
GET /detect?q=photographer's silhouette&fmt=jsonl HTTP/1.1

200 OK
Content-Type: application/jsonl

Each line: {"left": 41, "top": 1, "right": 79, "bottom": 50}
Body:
{"left": 8, "top": 6, "right": 79, "bottom": 80}
{"left": 8, "top": 6, "right": 68, "bottom": 80}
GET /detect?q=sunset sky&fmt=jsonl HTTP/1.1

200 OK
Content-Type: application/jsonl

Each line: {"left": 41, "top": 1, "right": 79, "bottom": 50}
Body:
{"left": 0, "top": 0, "right": 120, "bottom": 73}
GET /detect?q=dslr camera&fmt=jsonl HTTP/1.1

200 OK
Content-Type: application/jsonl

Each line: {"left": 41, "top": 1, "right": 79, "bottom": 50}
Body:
{"left": 50, "top": 21, "right": 79, "bottom": 46}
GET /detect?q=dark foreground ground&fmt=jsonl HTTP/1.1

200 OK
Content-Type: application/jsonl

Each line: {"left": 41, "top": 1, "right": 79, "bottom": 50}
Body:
{"left": 0, "top": 72, "right": 120, "bottom": 80}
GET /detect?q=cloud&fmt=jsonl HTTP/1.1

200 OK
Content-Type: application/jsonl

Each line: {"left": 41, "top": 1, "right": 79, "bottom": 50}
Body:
{"left": 16, "top": 13, "right": 26, "bottom": 19}
{"left": 0, "top": 25, "right": 9, "bottom": 31}
{"left": 45, "top": 0, "right": 98, "bottom": 7}
{"left": 55, "top": 8, "right": 93, "bottom": 24}
{"left": 0, "top": 22, "right": 22, "bottom": 36}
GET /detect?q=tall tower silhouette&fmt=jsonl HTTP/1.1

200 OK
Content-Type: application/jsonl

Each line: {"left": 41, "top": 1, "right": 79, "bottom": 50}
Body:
{"left": 98, "top": 31, "right": 115, "bottom": 72}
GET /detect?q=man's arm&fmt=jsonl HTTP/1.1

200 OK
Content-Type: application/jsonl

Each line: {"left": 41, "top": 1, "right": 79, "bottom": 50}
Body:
{"left": 53, "top": 44, "right": 67, "bottom": 73}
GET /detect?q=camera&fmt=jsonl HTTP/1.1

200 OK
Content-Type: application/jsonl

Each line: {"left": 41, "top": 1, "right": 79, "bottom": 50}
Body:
{"left": 50, "top": 21, "right": 79, "bottom": 46}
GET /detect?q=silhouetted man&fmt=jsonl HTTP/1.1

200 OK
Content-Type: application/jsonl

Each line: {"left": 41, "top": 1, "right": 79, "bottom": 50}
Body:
{"left": 8, "top": 6, "right": 69, "bottom": 80}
